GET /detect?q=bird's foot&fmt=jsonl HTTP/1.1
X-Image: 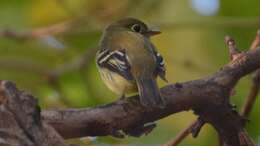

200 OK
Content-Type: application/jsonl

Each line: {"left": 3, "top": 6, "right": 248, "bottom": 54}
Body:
{"left": 123, "top": 123, "right": 156, "bottom": 137}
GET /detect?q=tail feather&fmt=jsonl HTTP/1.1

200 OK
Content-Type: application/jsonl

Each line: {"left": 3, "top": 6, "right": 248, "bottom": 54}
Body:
{"left": 136, "top": 78, "right": 165, "bottom": 108}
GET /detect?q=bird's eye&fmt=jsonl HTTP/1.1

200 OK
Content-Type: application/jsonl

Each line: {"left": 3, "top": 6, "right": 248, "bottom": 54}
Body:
{"left": 131, "top": 24, "right": 141, "bottom": 33}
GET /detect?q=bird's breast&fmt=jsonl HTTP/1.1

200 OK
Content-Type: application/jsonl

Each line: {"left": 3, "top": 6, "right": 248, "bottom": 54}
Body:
{"left": 98, "top": 67, "right": 137, "bottom": 95}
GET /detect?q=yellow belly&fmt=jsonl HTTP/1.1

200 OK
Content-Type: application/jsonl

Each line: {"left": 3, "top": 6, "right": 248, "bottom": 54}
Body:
{"left": 98, "top": 68, "right": 137, "bottom": 96}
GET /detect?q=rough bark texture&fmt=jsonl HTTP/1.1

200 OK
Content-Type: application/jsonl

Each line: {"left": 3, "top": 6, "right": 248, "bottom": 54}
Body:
{"left": 0, "top": 81, "right": 67, "bottom": 146}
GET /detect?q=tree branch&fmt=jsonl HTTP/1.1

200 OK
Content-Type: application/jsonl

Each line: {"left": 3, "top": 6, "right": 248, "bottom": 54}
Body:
{"left": 42, "top": 38, "right": 260, "bottom": 145}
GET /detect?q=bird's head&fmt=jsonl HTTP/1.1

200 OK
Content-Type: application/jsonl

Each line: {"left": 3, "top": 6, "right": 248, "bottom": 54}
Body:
{"left": 106, "top": 18, "right": 161, "bottom": 38}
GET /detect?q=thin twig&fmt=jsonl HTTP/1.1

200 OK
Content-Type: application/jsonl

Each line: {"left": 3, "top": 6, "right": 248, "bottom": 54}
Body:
{"left": 240, "top": 71, "right": 260, "bottom": 117}
{"left": 224, "top": 35, "right": 241, "bottom": 61}
{"left": 0, "top": 21, "right": 70, "bottom": 39}
{"left": 164, "top": 120, "right": 198, "bottom": 146}
{"left": 240, "top": 30, "right": 260, "bottom": 117}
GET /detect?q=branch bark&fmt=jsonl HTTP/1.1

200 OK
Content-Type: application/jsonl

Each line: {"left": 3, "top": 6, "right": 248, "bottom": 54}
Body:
{"left": 0, "top": 81, "right": 67, "bottom": 146}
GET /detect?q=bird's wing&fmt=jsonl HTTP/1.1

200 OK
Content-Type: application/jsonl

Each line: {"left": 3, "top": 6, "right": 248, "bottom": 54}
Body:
{"left": 97, "top": 49, "right": 133, "bottom": 80}
{"left": 154, "top": 51, "right": 167, "bottom": 82}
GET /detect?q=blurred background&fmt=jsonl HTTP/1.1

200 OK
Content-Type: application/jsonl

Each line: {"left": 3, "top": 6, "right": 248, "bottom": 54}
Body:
{"left": 0, "top": 0, "right": 260, "bottom": 145}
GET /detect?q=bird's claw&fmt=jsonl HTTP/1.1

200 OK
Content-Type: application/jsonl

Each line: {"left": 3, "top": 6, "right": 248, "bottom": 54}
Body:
{"left": 123, "top": 123, "right": 157, "bottom": 137}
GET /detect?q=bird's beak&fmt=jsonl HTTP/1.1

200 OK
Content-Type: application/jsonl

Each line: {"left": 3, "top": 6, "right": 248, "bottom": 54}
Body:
{"left": 147, "top": 30, "right": 161, "bottom": 36}
{"left": 146, "top": 26, "right": 161, "bottom": 36}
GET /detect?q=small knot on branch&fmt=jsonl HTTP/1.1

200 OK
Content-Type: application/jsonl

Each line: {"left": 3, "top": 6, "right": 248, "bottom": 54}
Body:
{"left": 225, "top": 36, "right": 241, "bottom": 61}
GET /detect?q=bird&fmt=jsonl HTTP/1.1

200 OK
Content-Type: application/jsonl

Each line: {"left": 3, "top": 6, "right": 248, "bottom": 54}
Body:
{"left": 96, "top": 18, "right": 167, "bottom": 108}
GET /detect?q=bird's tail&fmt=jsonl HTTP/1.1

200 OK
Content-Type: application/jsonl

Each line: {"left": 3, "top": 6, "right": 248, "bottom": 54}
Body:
{"left": 136, "top": 77, "right": 165, "bottom": 108}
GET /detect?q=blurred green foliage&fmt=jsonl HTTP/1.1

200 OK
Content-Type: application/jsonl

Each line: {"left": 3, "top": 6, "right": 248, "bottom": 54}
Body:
{"left": 0, "top": 0, "right": 260, "bottom": 145}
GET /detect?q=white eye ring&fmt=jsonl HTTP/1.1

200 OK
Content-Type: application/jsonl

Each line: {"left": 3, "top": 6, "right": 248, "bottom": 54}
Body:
{"left": 131, "top": 24, "right": 141, "bottom": 33}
